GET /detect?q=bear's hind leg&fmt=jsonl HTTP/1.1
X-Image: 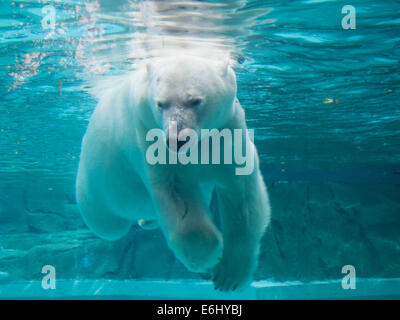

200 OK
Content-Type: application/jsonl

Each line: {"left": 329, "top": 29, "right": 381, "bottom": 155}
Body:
{"left": 76, "top": 185, "right": 133, "bottom": 241}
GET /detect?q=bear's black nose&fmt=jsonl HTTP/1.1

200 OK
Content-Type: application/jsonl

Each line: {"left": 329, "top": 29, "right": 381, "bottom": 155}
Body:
{"left": 177, "top": 139, "right": 186, "bottom": 151}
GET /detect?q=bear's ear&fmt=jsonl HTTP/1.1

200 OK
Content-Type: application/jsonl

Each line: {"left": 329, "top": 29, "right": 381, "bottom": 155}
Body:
{"left": 146, "top": 62, "right": 153, "bottom": 78}
{"left": 219, "top": 58, "right": 230, "bottom": 77}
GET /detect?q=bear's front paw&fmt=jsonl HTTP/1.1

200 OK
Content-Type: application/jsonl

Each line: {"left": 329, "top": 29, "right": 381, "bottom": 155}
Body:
{"left": 169, "top": 225, "right": 223, "bottom": 273}
{"left": 212, "top": 246, "right": 257, "bottom": 292}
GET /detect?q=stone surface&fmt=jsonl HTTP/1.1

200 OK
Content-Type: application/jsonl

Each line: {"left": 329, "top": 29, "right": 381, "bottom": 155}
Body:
{"left": 257, "top": 182, "right": 400, "bottom": 281}
{"left": 0, "top": 171, "right": 399, "bottom": 282}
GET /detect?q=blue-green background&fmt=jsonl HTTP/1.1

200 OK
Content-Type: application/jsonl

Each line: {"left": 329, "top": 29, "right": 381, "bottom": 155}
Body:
{"left": 0, "top": 0, "right": 399, "bottom": 297}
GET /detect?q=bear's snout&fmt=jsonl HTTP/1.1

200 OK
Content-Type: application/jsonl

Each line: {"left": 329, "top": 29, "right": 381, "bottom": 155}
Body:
{"left": 165, "top": 118, "right": 197, "bottom": 153}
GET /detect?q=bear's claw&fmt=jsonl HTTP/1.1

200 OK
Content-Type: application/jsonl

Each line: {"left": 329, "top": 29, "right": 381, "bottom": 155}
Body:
{"left": 212, "top": 252, "right": 255, "bottom": 292}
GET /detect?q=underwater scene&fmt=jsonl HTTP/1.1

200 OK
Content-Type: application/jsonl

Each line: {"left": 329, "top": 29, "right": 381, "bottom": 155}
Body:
{"left": 0, "top": 0, "right": 399, "bottom": 300}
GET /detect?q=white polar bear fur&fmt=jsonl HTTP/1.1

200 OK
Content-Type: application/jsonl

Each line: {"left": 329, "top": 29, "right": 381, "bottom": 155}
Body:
{"left": 76, "top": 55, "right": 271, "bottom": 291}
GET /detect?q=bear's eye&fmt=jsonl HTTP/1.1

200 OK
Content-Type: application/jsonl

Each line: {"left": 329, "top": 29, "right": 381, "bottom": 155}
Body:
{"left": 156, "top": 101, "right": 166, "bottom": 109}
{"left": 188, "top": 98, "right": 202, "bottom": 107}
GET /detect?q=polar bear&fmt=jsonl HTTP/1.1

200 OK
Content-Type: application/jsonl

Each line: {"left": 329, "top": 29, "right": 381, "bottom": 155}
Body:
{"left": 76, "top": 55, "right": 271, "bottom": 291}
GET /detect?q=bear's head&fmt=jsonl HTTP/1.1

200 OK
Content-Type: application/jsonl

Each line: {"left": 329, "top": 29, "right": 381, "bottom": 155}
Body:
{"left": 145, "top": 55, "right": 237, "bottom": 152}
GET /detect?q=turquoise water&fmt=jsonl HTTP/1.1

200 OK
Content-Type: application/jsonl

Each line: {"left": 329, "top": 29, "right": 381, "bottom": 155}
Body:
{"left": 0, "top": 0, "right": 399, "bottom": 299}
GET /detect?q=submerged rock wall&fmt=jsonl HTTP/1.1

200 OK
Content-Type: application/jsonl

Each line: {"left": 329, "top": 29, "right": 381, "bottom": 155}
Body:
{"left": 0, "top": 172, "right": 399, "bottom": 282}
